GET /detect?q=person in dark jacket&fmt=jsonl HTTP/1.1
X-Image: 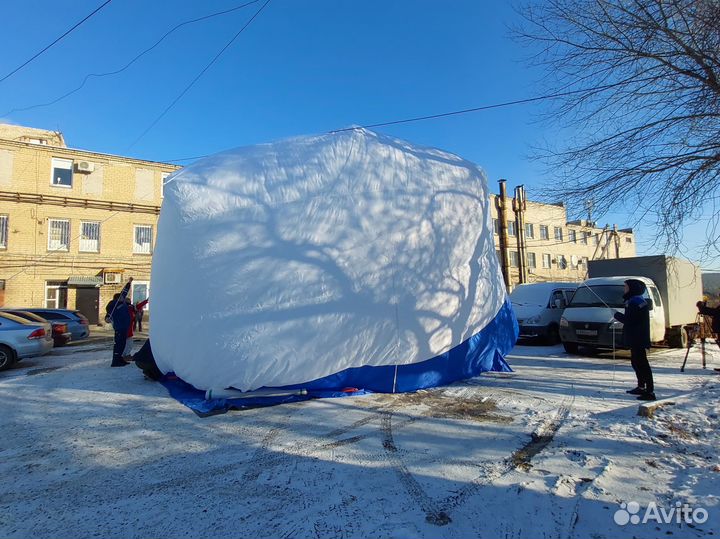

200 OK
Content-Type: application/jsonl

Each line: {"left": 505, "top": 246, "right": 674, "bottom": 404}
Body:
{"left": 696, "top": 300, "right": 720, "bottom": 372}
{"left": 614, "top": 279, "right": 655, "bottom": 401}
{"left": 696, "top": 300, "right": 720, "bottom": 336}
{"left": 108, "top": 278, "right": 133, "bottom": 367}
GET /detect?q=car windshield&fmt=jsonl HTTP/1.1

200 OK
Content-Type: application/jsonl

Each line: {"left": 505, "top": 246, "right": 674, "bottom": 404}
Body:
{"left": 567, "top": 285, "right": 625, "bottom": 308}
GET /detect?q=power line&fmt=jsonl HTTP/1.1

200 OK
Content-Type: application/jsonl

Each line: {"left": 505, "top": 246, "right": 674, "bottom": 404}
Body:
{"left": 2, "top": 0, "right": 261, "bottom": 117}
{"left": 127, "top": 0, "right": 272, "bottom": 151}
{"left": 0, "top": 0, "right": 113, "bottom": 85}
{"left": 159, "top": 85, "right": 615, "bottom": 162}
{"left": 328, "top": 91, "right": 586, "bottom": 133}
{"left": 3, "top": 209, "right": 124, "bottom": 283}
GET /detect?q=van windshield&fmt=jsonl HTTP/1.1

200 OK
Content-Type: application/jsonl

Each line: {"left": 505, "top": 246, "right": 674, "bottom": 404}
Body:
{"left": 567, "top": 285, "right": 625, "bottom": 308}
{"left": 509, "top": 286, "right": 550, "bottom": 306}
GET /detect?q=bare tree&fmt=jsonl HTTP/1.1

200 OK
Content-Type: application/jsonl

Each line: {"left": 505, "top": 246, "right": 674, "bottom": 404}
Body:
{"left": 517, "top": 0, "right": 720, "bottom": 259}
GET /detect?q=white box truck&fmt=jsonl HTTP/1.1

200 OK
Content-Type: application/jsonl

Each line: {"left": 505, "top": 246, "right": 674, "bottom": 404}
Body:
{"left": 559, "top": 255, "right": 702, "bottom": 353}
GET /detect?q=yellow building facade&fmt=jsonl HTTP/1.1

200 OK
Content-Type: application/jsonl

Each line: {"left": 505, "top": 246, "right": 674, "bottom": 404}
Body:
{"left": 490, "top": 194, "right": 636, "bottom": 288}
{"left": 0, "top": 124, "right": 179, "bottom": 323}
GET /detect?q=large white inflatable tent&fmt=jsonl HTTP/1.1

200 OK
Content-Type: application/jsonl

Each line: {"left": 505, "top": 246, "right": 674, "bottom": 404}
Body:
{"left": 150, "top": 129, "right": 516, "bottom": 395}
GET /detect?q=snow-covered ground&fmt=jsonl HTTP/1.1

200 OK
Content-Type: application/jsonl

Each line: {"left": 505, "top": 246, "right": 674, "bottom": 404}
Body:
{"left": 1, "top": 341, "right": 718, "bottom": 539}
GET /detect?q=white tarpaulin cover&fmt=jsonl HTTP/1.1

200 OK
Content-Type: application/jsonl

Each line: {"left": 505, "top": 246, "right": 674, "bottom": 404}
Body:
{"left": 150, "top": 129, "right": 512, "bottom": 392}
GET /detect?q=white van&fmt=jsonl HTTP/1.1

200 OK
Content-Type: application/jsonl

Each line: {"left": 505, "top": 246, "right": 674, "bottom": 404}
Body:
{"left": 559, "top": 276, "right": 666, "bottom": 354}
{"left": 509, "top": 282, "right": 578, "bottom": 344}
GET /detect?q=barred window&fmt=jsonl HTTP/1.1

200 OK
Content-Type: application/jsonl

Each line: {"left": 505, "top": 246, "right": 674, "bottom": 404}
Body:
{"left": 568, "top": 230, "right": 577, "bottom": 243}
{"left": 557, "top": 254, "right": 567, "bottom": 270}
{"left": 80, "top": 221, "right": 100, "bottom": 252}
{"left": 554, "top": 227, "right": 564, "bottom": 241}
{"left": 525, "top": 223, "right": 534, "bottom": 239}
{"left": 48, "top": 219, "right": 70, "bottom": 251}
{"left": 581, "top": 231, "right": 590, "bottom": 245}
{"left": 0, "top": 215, "right": 7, "bottom": 249}
{"left": 542, "top": 253, "right": 551, "bottom": 268}
{"left": 539, "top": 225, "right": 549, "bottom": 240}
{"left": 134, "top": 225, "right": 153, "bottom": 254}
{"left": 509, "top": 251, "right": 519, "bottom": 267}
{"left": 507, "top": 221, "right": 517, "bottom": 237}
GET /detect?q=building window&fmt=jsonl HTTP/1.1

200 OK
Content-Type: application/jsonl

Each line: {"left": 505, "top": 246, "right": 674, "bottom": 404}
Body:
{"left": 509, "top": 251, "right": 519, "bottom": 267}
{"left": 626, "top": 237, "right": 633, "bottom": 243}
{"left": 45, "top": 281, "right": 68, "bottom": 309}
{"left": 134, "top": 225, "right": 153, "bottom": 254}
{"left": 527, "top": 252, "right": 537, "bottom": 268}
{"left": 557, "top": 254, "right": 567, "bottom": 270}
{"left": 581, "top": 231, "right": 589, "bottom": 244}
{"left": 554, "top": 227, "right": 563, "bottom": 241}
{"left": 161, "top": 172, "right": 170, "bottom": 198}
{"left": 539, "top": 225, "right": 549, "bottom": 240}
{"left": 79, "top": 221, "right": 100, "bottom": 253}
{"left": 525, "top": 223, "right": 534, "bottom": 239}
{"left": 0, "top": 215, "right": 7, "bottom": 249}
{"left": 594, "top": 233, "right": 600, "bottom": 245}
{"left": 581, "top": 256, "right": 589, "bottom": 266}
{"left": 493, "top": 218, "right": 499, "bottom": 235}
{"left": 507, "top": 221, "right": 517, "bottom": 237}
{"left": 542, "top": 253, "right": 551, "bottom": 268}
{"left": 131, "top": 280, "right": 150, "bottom": 308}
{"left": 568, "top": 230, "right": 577, "bottom": 243}
{"left": 48, "top": 219, "right": 70, "bottom": 251}
{"left": 51, "top": 158, "right": 73, "bottom": 188}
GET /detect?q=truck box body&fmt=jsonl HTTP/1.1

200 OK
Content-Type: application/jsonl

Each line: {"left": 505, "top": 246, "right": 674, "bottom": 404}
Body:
{"left": 588, "top": 255, "right": 702, "bottom": 328}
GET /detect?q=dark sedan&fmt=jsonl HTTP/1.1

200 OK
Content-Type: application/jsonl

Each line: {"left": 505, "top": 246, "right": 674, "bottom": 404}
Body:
{"left": 21, "top": 309, "right": 90, "bottom": 342}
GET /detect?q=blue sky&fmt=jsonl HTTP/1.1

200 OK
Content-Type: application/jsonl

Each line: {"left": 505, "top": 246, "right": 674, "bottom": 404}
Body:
{"left": 0, "top": 0, "right": 714, "bottom": 267}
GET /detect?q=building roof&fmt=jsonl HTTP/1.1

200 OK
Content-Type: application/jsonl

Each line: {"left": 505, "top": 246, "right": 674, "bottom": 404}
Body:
{"left": 0, "top": 123, "right": 66, "bottom": 147}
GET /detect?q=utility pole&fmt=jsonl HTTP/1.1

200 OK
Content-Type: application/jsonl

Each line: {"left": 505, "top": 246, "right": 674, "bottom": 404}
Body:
{"left": 613, "top": 224, "right": 621, "bottom": 258}
{"left": 513, "top": 185, "right": 528, "bottom": 284}
{"left": 496, "top": 180, "right": 511, "bottom": 289}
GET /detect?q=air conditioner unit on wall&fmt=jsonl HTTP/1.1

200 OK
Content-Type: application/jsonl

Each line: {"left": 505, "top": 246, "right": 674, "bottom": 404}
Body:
{"left": 76, "top": 161, "right": 95, "bottom": 173}
{"left": 104, "top": 272, "right": 121, "bottom": 284}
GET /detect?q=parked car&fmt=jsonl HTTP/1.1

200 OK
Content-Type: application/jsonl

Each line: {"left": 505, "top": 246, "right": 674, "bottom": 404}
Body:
{"left": 0, "top": 309, "right": 72, "bottom": 346}
{"left": 21, "top": 309, "right": 90, "bottom": 342}
{"left": 510, "top": 282, "right": 578, "bottom": 344}
{"left": 0, "top": 312, "right": 54, "bottom": 370}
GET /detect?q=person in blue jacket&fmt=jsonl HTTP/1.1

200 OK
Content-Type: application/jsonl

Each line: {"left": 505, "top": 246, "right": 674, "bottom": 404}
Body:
{"left": 107, "top": 277, "right": 133, "bottom": 367}
{"left": 614, "top": 279, "right": 655, "bottom": 401}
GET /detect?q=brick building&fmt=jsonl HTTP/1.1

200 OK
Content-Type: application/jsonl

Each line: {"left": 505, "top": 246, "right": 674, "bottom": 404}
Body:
{"left": 0, "top": 124, "right": 179, "bottom": 323}
{"left": 491, "top": 181, "right": 636, "bottom": 289}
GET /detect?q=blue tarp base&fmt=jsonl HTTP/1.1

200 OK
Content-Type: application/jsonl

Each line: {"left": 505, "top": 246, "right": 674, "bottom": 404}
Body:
{"left": 159, "top": 375, "right": 368, "bottom": 416}
{"left": 159, "top": 299, "right": 517, "bottom": 416}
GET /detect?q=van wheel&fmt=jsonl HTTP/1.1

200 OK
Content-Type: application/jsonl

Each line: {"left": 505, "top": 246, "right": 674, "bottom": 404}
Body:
{"left": 0, "top": 345, "right": 16, "bottom": 371}
{"left": 667, "top": 327, "right": 690, "bottom": 348}
{"left": 545, "top": 324, "right": 560, "bottom": 345}
{"left": 668, "top": 327, "right": 688, "bottom": 349}
{"left": 563, "top": 342, "right": 579, "bottom": 354}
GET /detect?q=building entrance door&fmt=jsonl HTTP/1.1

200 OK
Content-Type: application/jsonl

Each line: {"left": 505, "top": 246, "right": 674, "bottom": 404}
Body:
{"left": 76, "top": 287, "right": 100, "bottom": 325}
